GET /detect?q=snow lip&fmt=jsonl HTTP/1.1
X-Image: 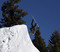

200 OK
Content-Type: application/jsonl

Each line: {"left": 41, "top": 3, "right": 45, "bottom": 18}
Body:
{"left": 0, "top": 24, "right": 27, "bottom": 29}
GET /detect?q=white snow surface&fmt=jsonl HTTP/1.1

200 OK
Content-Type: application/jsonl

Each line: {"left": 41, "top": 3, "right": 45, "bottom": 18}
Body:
{"left": 0, "top": 24, "right": 40, "bottom": 52}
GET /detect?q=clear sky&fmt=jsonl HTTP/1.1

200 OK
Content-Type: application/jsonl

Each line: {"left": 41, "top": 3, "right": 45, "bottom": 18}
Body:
{"left": 0, "top": 0, "right": 60, "bottom": 46}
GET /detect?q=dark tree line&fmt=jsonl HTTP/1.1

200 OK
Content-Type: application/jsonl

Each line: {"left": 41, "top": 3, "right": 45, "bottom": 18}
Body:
{"left": 32, "top": 27, "right": 48, "bottom": 52}
{"left": 48, "top": 30, "right": 60, "bottom": 52}
{"left": 0, "top": 0, "right": 28, "bottom": 27}
{"left": 30, "top": 19, "right": 60, "bottom": 52}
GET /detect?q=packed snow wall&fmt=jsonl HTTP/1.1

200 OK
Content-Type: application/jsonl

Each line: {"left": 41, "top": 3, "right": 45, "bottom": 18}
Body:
{"left": 0, "top": 25, "right": 40, "bottom": 52}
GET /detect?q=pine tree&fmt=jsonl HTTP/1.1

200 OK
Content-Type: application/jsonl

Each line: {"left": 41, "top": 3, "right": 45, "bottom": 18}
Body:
{"left": 0, "top": 0, "right": 28, "bottom": 27}
{"left": 32, "top": 27, "right": 47, "bottom": 52}
{"left": 48, "top": 30, "right": 60, "bottom": 52}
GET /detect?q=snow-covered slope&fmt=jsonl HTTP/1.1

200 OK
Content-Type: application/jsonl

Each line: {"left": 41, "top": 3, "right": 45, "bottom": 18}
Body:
{"left": 0, "top": 25, "right": 40, "bottom": 52}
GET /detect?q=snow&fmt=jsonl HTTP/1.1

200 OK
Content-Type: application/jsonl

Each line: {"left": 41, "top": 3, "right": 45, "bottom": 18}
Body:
{"left": 0, "top": 24, "right": 40, "bottom": 52}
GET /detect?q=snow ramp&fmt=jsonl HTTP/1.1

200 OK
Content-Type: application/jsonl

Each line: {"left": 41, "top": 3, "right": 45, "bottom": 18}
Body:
{"left": 0, "top": 25, "right": 40, "bottom": 52}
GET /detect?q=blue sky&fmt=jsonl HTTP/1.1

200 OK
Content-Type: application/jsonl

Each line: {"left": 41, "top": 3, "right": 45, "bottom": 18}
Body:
{"left": 0, "top": 0, "right": 60, "bottom": 46}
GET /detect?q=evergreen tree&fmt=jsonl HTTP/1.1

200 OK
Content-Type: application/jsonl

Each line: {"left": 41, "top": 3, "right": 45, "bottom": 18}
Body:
{"left": 32, "top": 27, "right": 47, "bottom": 52}
{"left": 0, "top": 0, "right": 28, "bottom": 27}
{"left": 48, "top": 30, "right": 60, "bottom": 52}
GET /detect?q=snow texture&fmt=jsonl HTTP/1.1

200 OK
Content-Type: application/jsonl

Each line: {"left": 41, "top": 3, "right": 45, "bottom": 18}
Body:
{"left": 0, "top": 24, "right": 40, "bottom": 52}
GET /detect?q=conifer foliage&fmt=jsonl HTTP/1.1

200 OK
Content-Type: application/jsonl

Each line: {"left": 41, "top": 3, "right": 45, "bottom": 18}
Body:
{"left": 32, "top": 27, "right": 47, "bottom": 52}
{"left": 0, "top": 0, "right": 28, "bottom": 27}
{"left": 48, "top": 30, "right": 60, "bottom": 52}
